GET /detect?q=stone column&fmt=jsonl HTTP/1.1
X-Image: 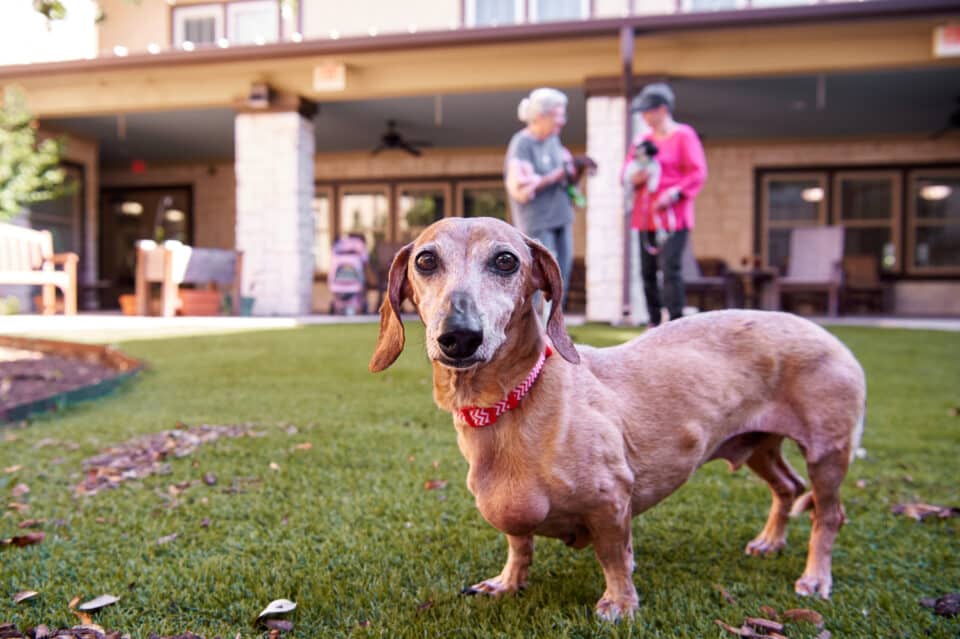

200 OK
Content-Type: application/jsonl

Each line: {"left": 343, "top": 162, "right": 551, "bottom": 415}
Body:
{"left": 585, "top": 95, "right": 648, "bottom": 324}
{"left": 234, "top": 108, "right": 315, "bottom": 315}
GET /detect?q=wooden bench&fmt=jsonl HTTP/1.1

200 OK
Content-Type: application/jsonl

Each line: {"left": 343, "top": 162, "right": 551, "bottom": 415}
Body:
{"left": 134, "top": 240, "right": 243, "bottom": 317}
{"left": 0, "top": 222, "right": 78, "bottom": 315}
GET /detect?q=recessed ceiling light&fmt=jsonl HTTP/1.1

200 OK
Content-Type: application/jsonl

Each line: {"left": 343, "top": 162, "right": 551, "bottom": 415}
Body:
{"left": 801, "top": 187, "right": 824, "bottom": 203}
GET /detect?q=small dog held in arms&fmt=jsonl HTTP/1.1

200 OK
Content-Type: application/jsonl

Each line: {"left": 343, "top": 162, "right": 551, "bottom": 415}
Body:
{"left": 369, "top": 217, "right": 866, "bottom": 621}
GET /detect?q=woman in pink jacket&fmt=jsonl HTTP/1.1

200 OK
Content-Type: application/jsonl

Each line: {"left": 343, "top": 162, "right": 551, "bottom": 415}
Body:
{"left": 623, "top": 83, "right": 708, "bottom": 327}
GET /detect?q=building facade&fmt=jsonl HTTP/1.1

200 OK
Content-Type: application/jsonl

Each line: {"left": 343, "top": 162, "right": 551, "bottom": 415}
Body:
{"left": 2, "top": 0, "right": 959, "bottom": 317}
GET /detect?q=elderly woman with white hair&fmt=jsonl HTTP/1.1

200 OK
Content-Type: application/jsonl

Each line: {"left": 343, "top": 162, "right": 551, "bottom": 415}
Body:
{"left": 504, "top": 87, "right": 591, "bottom": 313}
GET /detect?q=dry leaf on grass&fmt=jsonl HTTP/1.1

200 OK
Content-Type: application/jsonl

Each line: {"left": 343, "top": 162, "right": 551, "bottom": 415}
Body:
{"left": 782, "top": 608, "right": 825, "bottom": 628}
{"left": 423, "top": 480, "right": 448, "bottom": 490}
{"left": 0, "top": 532, "right": 44, "bottom": 548}
{"left": 156, "top": 534, "right": 178, "bottom": 545}
{"left": 714, "top": 620, "right": 760, "bottom": 637}
{"left": 263, "top": 619, "right": 294, "bottom": 631}
{"left": 293, "top": 442, "right": 312, "bottom": 451}
{"left": 17, "top": 519, "right": 44, "bottom": 529}
{"left": 4, "top": 465, "right": 22, "bottom": 474}
{"left": 12, "top": 591, "right": 38, "bottom": 604}
{"left": 257, "top": 599, "right": 297, "bottom": 618}
{"left": 891, "top": 503, "right": 960, "bottom": 521}
{"left": 269, "top": 462, "right": 280, "bottom": 471}
{"left": 745, "top": 617, "right": 784, "bottom": 633}
{"left": 759, "top": 605, "right": 780, "bottom": 620}
{"left": 815, "top": 631, "right": 832, "bottom": 639}
{"left": 7, "top": 502, "right": 29, "bottom": 514}
{"left": 920, "top": 592, "right": 960, "bottom": 617}
{"left": 416, "top": 600, "right": 434, "bottom": 613}
{"left": 11, "top": 483, "right": 29, "bottom": 498}
{"left": 78, "top": 594, "right": 119, "bottom": 611}
{"left": 202, "top": 472, "right": 217, "bottom": 486}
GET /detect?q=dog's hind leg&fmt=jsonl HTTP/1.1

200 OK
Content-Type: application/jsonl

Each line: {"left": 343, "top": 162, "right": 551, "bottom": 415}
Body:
{"left": 744, "top": 436, "right": 807, "bottom": 556}
{"left": 795, "top": 449, "right": 849, "bottom": 599}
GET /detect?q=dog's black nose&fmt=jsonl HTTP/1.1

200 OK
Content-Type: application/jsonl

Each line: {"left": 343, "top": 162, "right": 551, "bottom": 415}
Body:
{"left": 438, "top": 292, "right": 483, "bottom": 360}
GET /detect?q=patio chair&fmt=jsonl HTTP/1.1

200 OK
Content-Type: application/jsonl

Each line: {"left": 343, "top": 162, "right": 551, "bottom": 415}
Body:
{"left": 771, "top": 226, "right": 844, "bottom": 317}
{"left": 841, "top": 253, "right": 891, "bottom": 314}
{"left": 682, "top": 243, "right": 738, "bottom": 311}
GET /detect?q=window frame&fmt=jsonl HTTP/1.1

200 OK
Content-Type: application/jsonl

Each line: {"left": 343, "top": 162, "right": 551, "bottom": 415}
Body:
{"left": 832, "top": 169, "right": 902, "bottom": 274}
{"left": 464, "top": 0, "right": 524, "bottom": 27}
{"left": 759, "top": 171, "right": 828, "bottom": 269}
{"left": 172, "top": 3, "right": 224, "bottom": 48}
{"left": 456, "top": 179, "right": 511, "bottom": 222}
{"left": 905, "top": 167, "right": 960, "bottom": 276}
{"left": 226, "top": 0, "right": 281, "bottom": 45}
{"left": 172, "top": 1, "right": 282, "bottom": 49}
{"left": 395, "top": 181, "right": 453, "bottom": 242}
{"left": 529, "top": 0, "right": 590, "bottom": 22}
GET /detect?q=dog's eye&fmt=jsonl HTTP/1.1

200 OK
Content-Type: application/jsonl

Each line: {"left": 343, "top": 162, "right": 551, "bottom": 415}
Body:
{"left": 491, "top": 252, "right": 519, "bottom": 275}
{"left": 415, "top": 250, "right": 438, "bottom": 273}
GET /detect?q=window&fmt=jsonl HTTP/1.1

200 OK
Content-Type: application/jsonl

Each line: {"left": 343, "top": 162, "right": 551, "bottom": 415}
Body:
{"left": 457, "top": 181, "right": 510, "bottom": 222}
{"left": 907, "top": 169, "right": 960, "bottom": 274}
{"left": 396, "top": 183, "right": 449, "bottom": 244}
{"left": 682, "top": 0, "right": 740, "bottom": 12}
{"left": 760, "top": 172, "right": 827, "bottom": 272}
{"left": 530, "top": 0, "right": 588, "bottom": 22}
{"left": 173, "top": 4, "right": 223, "bottom": 47}
{"left": 337, "top": 185, "right": 389, "bottom": 265}
{"left": 227, "top": 0, "right": 279, "bottom": 45}
{"left": 466, "top": 0, "right": 522, "bottom": 27}
{"left": 173, "top": 1, "right": 279, "bottom": 48}
{"left": 833, "top": 171, "right": 901, "bottom": 273}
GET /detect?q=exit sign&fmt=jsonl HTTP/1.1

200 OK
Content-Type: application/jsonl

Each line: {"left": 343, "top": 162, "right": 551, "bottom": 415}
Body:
{"left": 934, "top": 24, "right": 960, "bottom": 57}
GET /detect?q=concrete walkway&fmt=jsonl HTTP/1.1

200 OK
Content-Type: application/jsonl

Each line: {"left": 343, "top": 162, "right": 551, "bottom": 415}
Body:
{"left": 1, "top": 311, "right": 958, "bottom": 344}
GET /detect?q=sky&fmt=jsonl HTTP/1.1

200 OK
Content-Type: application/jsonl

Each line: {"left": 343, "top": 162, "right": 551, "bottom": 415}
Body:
{"left": 0, "top": 0, "right": 97, "bottom": 67}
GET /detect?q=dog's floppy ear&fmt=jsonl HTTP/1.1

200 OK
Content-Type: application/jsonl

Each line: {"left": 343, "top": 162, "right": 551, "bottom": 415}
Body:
{"left": 526, "top": 238, "right": 580, "bottom": 365}
{"left": 369, "top": 243, "right": 414, "bottom": 372}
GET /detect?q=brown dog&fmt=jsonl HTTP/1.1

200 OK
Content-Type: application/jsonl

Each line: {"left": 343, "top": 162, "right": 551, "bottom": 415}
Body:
{"left": 370, "top": 217, "right": 865, "bottom": 621}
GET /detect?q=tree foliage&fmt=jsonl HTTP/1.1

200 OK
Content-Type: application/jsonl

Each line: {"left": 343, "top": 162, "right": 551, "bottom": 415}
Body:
{"left": 0, "top": 87, "right": 68, "bottom": 221}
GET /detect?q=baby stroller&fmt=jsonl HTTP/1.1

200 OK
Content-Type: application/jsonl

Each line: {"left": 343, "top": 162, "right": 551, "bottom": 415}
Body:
{"left": 328, "top": 234, "right": 369, "bottom": 315}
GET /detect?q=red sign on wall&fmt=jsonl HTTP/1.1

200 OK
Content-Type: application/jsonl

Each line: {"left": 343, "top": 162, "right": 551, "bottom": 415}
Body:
{"left": 934, "top": 24, "right": 960, "bottom": 57}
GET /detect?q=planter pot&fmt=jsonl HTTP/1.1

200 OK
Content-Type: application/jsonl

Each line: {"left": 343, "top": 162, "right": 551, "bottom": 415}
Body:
{"left": 178, "top": 289, "right": 222, "bottom": 316}
{"left": 118, "top": 294, "right": 137, "bottom": 316}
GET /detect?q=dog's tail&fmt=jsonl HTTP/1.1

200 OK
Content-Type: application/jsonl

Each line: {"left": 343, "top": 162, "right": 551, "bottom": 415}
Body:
{"left": 789, "top": 408, "right": 865, "bottom": 519}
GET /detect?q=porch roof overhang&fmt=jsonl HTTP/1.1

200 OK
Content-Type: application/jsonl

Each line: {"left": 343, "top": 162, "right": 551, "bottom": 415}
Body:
{"left": 0, "top": 0, "right": 957, "bottom": 118}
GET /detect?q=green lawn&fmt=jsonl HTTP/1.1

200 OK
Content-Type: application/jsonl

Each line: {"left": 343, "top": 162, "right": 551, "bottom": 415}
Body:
{"left": 1, "top": 322, "right": 958, "bottom": 638}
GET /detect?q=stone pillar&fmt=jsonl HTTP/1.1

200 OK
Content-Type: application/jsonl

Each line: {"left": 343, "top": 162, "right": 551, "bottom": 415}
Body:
{"left": 585, "top": 95, "right": 648, "bottom": 324}
{"left": 235, "top": 108, "right": 315, "bottom": 315}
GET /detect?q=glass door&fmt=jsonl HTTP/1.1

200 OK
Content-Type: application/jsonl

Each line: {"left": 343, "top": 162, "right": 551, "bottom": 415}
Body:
{"left": 832, "top": 171, "right": 901, "bottom": 273}
{"left": 760, "top": 172, "right": 827, "bottom": 273}
{"left": 457, "top": 180, "right": 510, "bottom": 222}
{"left": 98, "top": 186, "right": 192, "bottom": 308}
{"left": 396, "top": 182, "right": 450, "bottom": 243}
{"left": 907, "top": 169, "right": 960, "bottom": 275}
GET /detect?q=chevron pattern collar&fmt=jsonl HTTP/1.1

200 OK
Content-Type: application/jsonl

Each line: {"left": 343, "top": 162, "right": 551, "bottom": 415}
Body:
{"left": 457, "top": 345, "right": 553, "bottom": 429}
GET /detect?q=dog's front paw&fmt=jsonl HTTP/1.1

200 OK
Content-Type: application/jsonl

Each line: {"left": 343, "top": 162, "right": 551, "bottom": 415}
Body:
{"left": 595, "top": 595, "right": 638, "bottom": 622}
{"left": 745, "top": 534, "right": 786, "bottom": 556}
{"left": 461, "top": 577, "right": 525, "bottom": 597}
{"left": 795, "top": 572, "right": 832, "bottom": 599}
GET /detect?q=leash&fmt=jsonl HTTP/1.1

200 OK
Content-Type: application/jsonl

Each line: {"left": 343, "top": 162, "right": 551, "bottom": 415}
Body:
{"left": 457, "top": 345, "right": 553, "bottom": 428}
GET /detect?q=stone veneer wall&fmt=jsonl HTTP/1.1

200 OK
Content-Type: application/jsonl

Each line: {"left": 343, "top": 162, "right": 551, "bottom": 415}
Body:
{"left": 235, "top": 111, "right": 315, "bottom": 315}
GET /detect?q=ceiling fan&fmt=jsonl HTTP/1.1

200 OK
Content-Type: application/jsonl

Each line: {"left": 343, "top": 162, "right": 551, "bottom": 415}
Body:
{"left": 931, "top": 95, "right": 960, "bottom": 139}
{"left": 371, "top": 120, "right": 433, "bottom": 156}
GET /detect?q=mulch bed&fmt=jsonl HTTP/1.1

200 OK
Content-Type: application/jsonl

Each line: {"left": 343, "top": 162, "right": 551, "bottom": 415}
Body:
{"left": 0, "top": 349, "right": 120, "bottom": 414}
{"left": 0, "top": 338, "right": 143, "bottom": 423}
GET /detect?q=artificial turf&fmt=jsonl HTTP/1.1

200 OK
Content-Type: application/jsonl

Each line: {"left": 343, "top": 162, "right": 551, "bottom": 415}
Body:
{"left": 1, "top": 321, "right": 958, "bottom": 638}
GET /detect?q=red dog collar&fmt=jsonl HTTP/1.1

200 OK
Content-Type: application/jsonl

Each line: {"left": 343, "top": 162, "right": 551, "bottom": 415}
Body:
{"left": 457, "top": 345, "right": 553, "bottom": 428}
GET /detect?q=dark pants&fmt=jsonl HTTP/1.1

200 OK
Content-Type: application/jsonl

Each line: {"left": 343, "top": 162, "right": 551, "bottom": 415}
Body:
{"left": 639, "top": 229, "right": 688, "bottom": 325}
